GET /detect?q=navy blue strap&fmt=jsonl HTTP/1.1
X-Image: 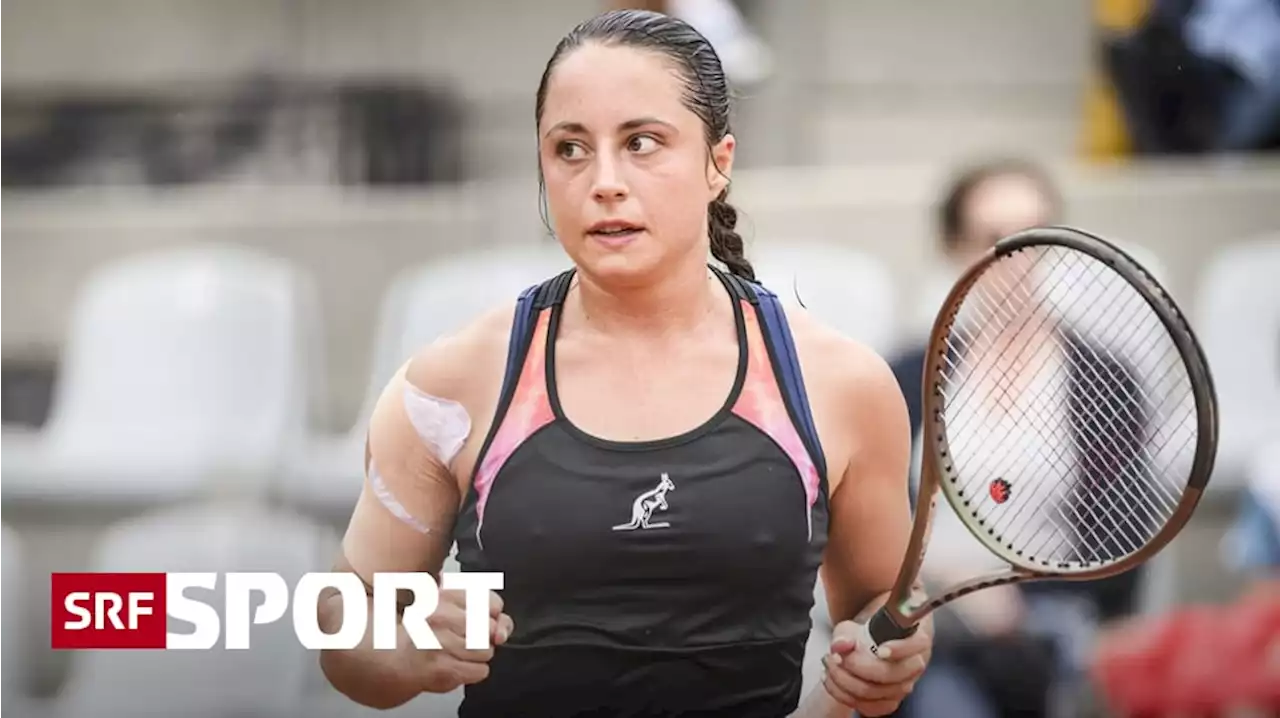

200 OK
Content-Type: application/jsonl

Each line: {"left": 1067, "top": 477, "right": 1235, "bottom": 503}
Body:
{"left": 751, "top": 283, "right": 829, "bottom": 484}
{"left": 469, "top": 280, "right": 552, "bottom": 492}
{"left": 499, "top": 283, "right": 542, "bottom": 398}
{"left": 498, "top": 269, "right": 574, "bottom": 402}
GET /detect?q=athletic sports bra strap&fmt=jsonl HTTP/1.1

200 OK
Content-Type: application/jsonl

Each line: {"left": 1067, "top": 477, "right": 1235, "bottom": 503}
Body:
{"left": 535, "top": 268, "right": 576, "bottom": 309}
{"left": 498, "top": 269, "right": 574, "bottom": 401}
{"left": 716, "top": 268, "right": 755, "bottom": 303}
{"left": 501, "top": 283, "right": 542, "bottom": 396}
{"left": 503, "top": 267, "right": 826, "bottom": 482}
{"left": 743, "top": 278, "right": 829, "bottom": 485}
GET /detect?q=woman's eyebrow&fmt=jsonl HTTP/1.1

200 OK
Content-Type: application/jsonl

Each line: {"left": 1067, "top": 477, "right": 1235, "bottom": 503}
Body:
{"left": 543, "top": 117, "right": 676, "bottom": 138}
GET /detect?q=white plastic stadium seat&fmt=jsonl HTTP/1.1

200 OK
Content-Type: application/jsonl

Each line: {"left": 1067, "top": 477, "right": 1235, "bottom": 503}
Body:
{"left": 374, "top": 245, "right": 571, "bottom": 399}
{"left": 751, "top": 241, "right": 898, "bottom": 355}
{"left": 53, "top": 502, "right": 338, "bottom": 718}
{"left": 279, "top": 244, "right": 569, "bottom": 518}
{"left": 3, "top": 244, "right": 320, "bottom": 507}
{"left": 1193, "top": 235, "right": 1280, "bottom": 489}
{"left": 3, "top": 525, "right": 28, "bottom": 701}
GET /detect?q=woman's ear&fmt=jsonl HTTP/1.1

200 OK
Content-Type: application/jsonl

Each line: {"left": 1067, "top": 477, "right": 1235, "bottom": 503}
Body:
{"left": 707, "top": 133, "right": 736, "bottom": 197}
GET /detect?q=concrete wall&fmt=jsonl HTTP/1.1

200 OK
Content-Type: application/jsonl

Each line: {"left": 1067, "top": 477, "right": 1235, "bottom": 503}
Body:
{"left": 3, "top": 0, "right": 1096, "bottom": 171}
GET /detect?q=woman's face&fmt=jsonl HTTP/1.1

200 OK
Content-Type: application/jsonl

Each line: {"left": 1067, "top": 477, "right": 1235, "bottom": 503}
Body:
{"left": 538, "top": 42, "right": 734, "bottom": 286}
{"left": 952, "top": 172, "right": 1056, "bottom": 267}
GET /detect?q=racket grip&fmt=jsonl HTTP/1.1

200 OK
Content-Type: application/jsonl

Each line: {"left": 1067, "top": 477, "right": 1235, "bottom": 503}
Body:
{"left": 862, "top": 606, "right": 918, "bottom": 658}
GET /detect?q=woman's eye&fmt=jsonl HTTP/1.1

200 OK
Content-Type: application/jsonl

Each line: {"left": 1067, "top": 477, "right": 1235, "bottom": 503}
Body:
{"left": 556, "top": 141, "right": 585, "bottom": 160}
{"left": 627, "top": 135, "right": 659, "bottom": 154}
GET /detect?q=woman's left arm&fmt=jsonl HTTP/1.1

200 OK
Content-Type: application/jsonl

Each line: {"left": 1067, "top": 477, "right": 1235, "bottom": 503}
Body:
{"left": 793, "top": 338, "right": 933, "bottom": 718}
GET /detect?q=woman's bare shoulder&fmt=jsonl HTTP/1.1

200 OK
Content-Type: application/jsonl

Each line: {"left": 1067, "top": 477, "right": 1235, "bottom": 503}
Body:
{"left": 784, "top": 303, "right": 898, "bottom": 395}
{"left": 402, "top": 303, "right": 520, "bottom": 406}
{"left": 783, "top": 302, "right": 912, "bottom": 494}
{"left": 783, "top": 303, "right": 909, "bottom": 444}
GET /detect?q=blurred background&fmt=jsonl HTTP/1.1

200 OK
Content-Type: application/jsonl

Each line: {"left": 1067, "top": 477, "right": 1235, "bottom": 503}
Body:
{"left": 2, "top": 0, "right": 1278, "bottom": 716}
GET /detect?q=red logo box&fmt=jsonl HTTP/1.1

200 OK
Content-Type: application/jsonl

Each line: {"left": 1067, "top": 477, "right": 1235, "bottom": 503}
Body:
{"left": 51, "top": 573, "right": 168, "bottom": 649}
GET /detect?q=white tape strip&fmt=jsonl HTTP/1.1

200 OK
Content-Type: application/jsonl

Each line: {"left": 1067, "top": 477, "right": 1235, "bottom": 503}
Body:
{"left": 368, "top": 459, "right": 434, "bottom": 535}
{"left": 401, "top": 384, "right": 472, "bottom": 469}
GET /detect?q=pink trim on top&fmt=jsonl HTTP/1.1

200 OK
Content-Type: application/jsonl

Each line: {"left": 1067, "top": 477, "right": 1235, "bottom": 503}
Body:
{"left": 731, "top": 300, "right": 822, "bottom": 539}
{"left": 473, "top": 310, "right": 555, "bottom": 545}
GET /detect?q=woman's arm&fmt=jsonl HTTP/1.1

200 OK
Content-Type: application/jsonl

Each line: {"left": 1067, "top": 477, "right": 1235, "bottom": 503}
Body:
{"left": 789, "top": 332, "right": 929, "bottom": 717}
{"left": 318, "top": 315, "right": 508, "bottom": 708}
{"left": 819, "top": 347, "right": 915, "bottom": 625}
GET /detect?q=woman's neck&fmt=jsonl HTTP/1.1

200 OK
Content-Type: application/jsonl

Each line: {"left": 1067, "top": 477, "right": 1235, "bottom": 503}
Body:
{"left": 568, "top": 255, "right": 724, "bottom": 340}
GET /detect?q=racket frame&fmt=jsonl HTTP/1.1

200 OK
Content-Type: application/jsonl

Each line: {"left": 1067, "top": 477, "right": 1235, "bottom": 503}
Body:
{"left": 867, "top": 225, "right": 1219, "bottom": 646}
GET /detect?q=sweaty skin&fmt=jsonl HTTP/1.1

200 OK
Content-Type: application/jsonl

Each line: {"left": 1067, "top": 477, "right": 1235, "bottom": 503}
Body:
{"left": 319, "top": 309, "right": 512, "bottom": 710}
{"left": 327, "top": 290, "right": 917, "bottom": 715}
{"left": 340, "top": 308, "right": 513, "bottom": 586}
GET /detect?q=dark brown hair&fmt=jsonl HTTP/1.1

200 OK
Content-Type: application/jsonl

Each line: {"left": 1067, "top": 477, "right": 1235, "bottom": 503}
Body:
{"left": 938, "top": 158, "right": 1062, "bottom": 250}
{"left": 535, "top": 10, "right": 754, "bottom": 280}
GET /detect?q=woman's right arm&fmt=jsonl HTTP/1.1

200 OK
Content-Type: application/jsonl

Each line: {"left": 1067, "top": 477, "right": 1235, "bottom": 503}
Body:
{"left": 318, "top": 322, "right": 510, "bottom": 709}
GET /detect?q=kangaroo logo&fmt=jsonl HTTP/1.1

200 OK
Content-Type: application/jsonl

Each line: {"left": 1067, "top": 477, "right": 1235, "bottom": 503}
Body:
{"left": 612, "top": 473, "right": 676, "bottom": 531}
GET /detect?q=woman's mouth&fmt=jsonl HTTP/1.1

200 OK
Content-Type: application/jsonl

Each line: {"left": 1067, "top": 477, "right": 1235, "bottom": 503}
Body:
{"left": 588, "top": 222, "right": 645, "bottom": 245}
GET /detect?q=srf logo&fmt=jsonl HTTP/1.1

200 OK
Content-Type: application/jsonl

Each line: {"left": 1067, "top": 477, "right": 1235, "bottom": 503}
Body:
{"left": 52, "top": 573, "right": 167, "bottom": 649}
{"left": 51, "top": 571, "right": 503, "bottom": 650}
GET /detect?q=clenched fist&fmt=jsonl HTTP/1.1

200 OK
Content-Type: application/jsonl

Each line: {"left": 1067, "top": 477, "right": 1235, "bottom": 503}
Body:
{"left": 403, "top": 586, "right": 515, "bottom": 694}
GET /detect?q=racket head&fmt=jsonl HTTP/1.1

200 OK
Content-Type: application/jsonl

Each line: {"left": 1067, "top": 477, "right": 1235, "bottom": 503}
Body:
{"left": 884, "top": 227, "right": 1218, "bottom": 629}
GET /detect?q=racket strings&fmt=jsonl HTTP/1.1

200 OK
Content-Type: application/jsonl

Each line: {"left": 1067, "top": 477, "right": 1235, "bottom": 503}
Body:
{"left": 951, "top": 256, "right": 1177, "bottom": 479}
{"left": 935, "top": 246, "right": 1198, "bottom": 570}
{"left": 941, "top": 325, "right": 1127, "bottom": 563}
{"left": 944, "top": 258, "right": 1163, "bottom": 557}
{"left": 967, "top": 252, "right": 1198, "bottom": 560}
{"left": 1051, "top": 328, "right": 1191, "bottom": 496}
{"left": 1034, "top": 252, "right": 1199, "bottom": 491}
{"left": 952, "top": 262, "right": 1185, "bottom": 565}
{"left": 968, "top": 270, "right": 1187, "bottom": 501}
{"left": 943, "top": 342, "right": 1155, "bottom": 564}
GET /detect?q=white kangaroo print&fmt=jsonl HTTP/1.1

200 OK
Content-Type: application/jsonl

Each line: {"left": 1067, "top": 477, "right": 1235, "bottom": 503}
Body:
{"left": 612, "top": 473, "right": 676, "bottom": 531}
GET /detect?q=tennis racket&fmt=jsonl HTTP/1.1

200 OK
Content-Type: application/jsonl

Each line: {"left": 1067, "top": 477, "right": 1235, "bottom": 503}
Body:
{"left": 860, "top": 225, "right": 1219, "bottom": 655}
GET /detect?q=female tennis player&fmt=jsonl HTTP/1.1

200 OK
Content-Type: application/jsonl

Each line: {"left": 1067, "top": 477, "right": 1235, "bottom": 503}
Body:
{"left": 318, "top": 10, "right": 932, "bottom": 717}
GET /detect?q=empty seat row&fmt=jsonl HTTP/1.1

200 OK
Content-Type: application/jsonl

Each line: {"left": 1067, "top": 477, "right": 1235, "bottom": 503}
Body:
{"left": 3, "top": 235, "right": 1276, "bottom": 717}
{"left": 3, "top": 234, "right": 1277, "bottom": 519}
{"left": 0, "top": 240, "right": 906, "bottom": 517}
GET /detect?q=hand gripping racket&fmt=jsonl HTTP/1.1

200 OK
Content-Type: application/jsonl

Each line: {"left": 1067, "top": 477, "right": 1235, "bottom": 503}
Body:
{"left": 860, "top": 226, "right": 1219, "bottom": 655}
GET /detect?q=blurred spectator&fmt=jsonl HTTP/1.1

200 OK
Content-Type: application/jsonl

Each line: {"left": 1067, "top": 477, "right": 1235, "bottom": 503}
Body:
{"left": 1223, "top": 440, "right": 1280, "bottom": 579}
{"left": 1195, "top": 443, "right": 1280, "bottom": 712}
{"left": 1104, "top": 0, "right": 1280, "bottom": 154}
{"left": 892, "top": 158, "right": 1062, "bottom": 443}
{"left": 893, "top": 160, "right": 1062, "bottom": 718}
{"left": 608, "top": 0, "right": 773, "bottom": 85}
{"left": 892, "top": 159, "right": 1156, "bottom": 718}
{"left": 1092, "top": 579, "right": 1280, "bottom": 715}
{"left": 1187, "top": 0, "right": 1280, "bottom": 151}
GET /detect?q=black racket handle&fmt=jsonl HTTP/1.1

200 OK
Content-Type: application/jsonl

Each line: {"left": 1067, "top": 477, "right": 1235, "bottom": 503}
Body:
{"left": 861, "top": 606, "right": 918, "bottom": 658}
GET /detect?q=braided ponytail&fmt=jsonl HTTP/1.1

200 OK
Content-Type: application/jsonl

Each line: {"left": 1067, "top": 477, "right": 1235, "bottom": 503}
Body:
{"left": 708, "top": 188, "right": 755, "bottom": 281}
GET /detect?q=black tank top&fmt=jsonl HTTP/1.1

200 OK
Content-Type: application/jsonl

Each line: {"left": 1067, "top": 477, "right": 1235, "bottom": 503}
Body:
{"left": 451, "top": 266, "right": 831, "bottom": 718}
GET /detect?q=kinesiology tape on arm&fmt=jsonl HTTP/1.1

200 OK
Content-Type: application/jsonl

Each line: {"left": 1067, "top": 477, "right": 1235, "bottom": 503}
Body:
{"left": 341, "top": 365, "right": 472, "bottom": 580}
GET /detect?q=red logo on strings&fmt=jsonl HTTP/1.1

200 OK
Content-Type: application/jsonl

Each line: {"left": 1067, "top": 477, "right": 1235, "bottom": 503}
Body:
{"left": 989, "top": 478, "right": 1012, "bottom": 504}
